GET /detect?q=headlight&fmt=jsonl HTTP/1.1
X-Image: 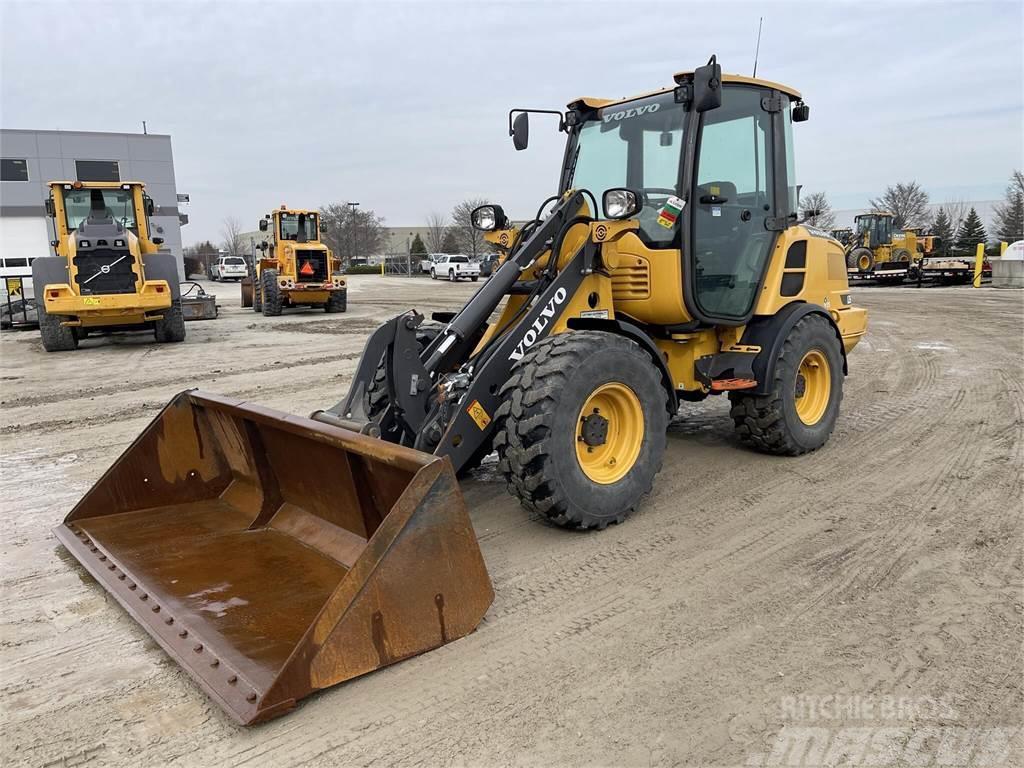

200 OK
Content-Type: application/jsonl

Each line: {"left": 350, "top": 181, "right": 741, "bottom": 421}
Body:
{"left": 79, "top": 240, "right": 90, "bottom": 248}
{"left": 471, "top": 204, "right": 506, "bottom": 231}
{"left": 603, "top": 188, "right": 641, "bottom": 220}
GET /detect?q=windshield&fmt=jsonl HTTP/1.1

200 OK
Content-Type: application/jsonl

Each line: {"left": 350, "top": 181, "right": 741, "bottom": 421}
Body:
{"left": 450, "top": 256, "right": 468, "bottom": 263}
{"left": 568, "top": 91, "right": 687, "bottom": 245}
{"left": 224, "top": 257, "right": 245, "bottom": 265}
{"left": 279, "top": 212, "right": 318, "bottom": 241}
{"left": 62, "top": 188, "right": 137, "bottom": 233}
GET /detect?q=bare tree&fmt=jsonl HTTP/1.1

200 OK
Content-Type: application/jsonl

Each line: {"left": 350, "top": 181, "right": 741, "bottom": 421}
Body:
{"left": 319, "top": 203, "right": 386, "bottom": 267}
{"left": 424, "top": 212, "right": 449, "bottom": 253}
{"left": 868, "top": 181, "right": 932, "bottom": 230}
{"left": 221, "top": 216, "right": 246, "bottom": 258}
{"left": 799, "top": 191, "right": 836, "bottom": 230}
{"left": 450, "top": 198, "right": 490, "bottom": 258}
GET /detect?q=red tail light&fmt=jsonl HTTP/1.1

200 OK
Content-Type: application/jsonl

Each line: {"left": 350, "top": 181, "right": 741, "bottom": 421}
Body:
{"left": 49, "top": 290, "right": 59, "bottom": 298}
{"left": 155, "top": 285, "right": 165, "bottom": 293}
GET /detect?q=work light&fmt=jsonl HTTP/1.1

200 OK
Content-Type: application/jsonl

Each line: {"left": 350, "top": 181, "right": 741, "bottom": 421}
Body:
{"left": 603, "top": 189, "right": 640, "bottom": 219}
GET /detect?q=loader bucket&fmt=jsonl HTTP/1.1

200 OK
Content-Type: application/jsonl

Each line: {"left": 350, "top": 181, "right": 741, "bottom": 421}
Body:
{"left": 54, "top": 391, "right": 493, "bottom": 725}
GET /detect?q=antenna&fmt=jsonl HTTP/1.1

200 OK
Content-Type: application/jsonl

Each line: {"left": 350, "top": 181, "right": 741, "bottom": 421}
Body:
{"left": 752, "top": 17, "right": 763, "bottom": 77}
{"left": 142, "top": 120, "right": 148, "bottom": 135}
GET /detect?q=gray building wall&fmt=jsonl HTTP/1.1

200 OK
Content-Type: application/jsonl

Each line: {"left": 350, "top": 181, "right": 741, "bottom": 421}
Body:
{"left": 0, "top": 128, "right": 186, "bottom": 276}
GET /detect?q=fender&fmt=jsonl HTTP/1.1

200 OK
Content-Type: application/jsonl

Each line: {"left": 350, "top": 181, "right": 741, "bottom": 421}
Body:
{"left": 566, "top": 316, "right": 678, "bottom": 413}
{"left": 740, "top": 302, "right": 847, "bottom": 396}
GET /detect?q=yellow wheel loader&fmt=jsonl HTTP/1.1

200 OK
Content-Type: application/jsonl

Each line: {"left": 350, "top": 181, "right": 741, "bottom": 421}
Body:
{"left": 32, "top": 181, "right": 184, "bottom": 351}
{"left": 242, "top": 207, "right": 347, "bottom": 315}
{"left": 846, "top": 211, "right": 934, "bottom": 283}
{"left": 54, "top": 57, "right": 867, "bottom": 724}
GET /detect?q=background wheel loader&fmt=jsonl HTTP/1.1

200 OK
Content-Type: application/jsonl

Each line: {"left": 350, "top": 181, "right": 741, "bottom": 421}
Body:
{"left": 240, "top": 207, "right": 347, "bottom": 315}
{"left": 31, "top": 181, "right": 184, "bottom": 351}
{"left": 845, "top": 211, "right": 938, "bottom": 283}
{"left": 54, "top": 56, "right": 867, "bottom": 724}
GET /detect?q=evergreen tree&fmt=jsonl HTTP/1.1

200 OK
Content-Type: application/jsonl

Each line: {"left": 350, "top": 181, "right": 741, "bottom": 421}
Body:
{"left": 441, "top": 230, "right": 460, "bottom": 253}
{"left": 954, "top": 207, "right": 987, "bottom": 254}
{"left": 992, "top": 170, "right": 1024, "bottom": 243}
{"left": 410, "top": 233, "right": 428, "bottom": 257}
{"left": 931, "top": 207, "right": 953, "bottom": 256}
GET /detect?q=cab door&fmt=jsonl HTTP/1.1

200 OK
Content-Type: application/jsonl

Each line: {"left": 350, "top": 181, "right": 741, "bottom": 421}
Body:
{"left": 689, "top": 86, "right": 779, "bottom": 322}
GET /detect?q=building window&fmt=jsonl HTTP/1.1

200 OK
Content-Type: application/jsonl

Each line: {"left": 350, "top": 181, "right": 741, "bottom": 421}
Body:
{"left": 75, "top": 160, "right": 120, "bottom": 182}
{"left": 1, "top": 159, "right": 29, "bottom": 181}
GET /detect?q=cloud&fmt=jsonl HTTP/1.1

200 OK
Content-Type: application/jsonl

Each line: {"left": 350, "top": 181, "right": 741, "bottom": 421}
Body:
{"left": 2, "top": 1, "right": 1021, "bottom": 244}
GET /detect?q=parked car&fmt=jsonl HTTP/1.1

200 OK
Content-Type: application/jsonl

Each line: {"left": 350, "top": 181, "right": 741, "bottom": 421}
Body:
{"left": 478, "top": 253, "right": 501, "bottom": 278}
{"left": 430, "top": 255, "right": 480, "bottom": 282}
{"left": 419, "top": 253, "right": 446, "bottom": 274}
{"left": 210, "top": 255, "right": 248, "bottom": 281}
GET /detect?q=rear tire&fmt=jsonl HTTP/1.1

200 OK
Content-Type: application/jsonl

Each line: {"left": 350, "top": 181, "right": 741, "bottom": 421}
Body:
{"left": 494, "top": 331, "right": 669, "bottom": 530}
{"left": 471, "top": 276, "right": 479, "bottom": 282}
{"left": 261, "top": 269, "right": 283, "bottom": 316}
{"left": 729, "top": 314, "right": 843, "bottom": 456}
{"left": 38, "top": 306, "right": 78, "bottom": 352}
{"left": 154, "top": 299, "right": 186, "bottom": 343}
{"left": 449, "top": 270, "right": 456, "bottom": 282}
{"left": 325, "top": 290, "right": 348, "bottom": 313}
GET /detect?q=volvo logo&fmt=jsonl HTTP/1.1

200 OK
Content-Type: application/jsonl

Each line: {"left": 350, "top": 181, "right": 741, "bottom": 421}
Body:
{"left": 509, "top": 288, "right": 568, "bottom": 362}
{"left": 602, "top": 103, "right": 660, "bottom": 123}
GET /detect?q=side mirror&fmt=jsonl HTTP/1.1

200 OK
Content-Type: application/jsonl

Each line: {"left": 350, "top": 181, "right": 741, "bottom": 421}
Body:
{"left": 511, "top": 112, "right": 529, "bottom": 151}
{"left": 152, "top": 236, "right": 165, "bottom": 245}
{"left": 45, "top": 198, "right": 55, "bottom": 217}
{"left": 471, "top": 204, "right": 507, "bottom": 231}
{"left": 692, "top": 55, "right": 722, "bottom": 113}
{"left": 145, "top": 196, "right": 156, "bottom": 216}
{"left": 792, "top": 103, "right": 810, "bottom": 122}
{"left": 603, "top": 188, "right": 642, "bottom": 220}
{"left": 259, "top": 219, "right": 268, "bottom": 232}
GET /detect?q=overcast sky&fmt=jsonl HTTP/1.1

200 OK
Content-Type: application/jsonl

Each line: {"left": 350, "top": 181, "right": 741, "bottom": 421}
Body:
{"left": 2, "top": 1, "right": 1021, "bottom": 244}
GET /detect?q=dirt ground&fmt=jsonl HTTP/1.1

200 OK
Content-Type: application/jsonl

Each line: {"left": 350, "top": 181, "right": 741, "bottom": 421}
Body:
{"left": 1, "top": 276, "right": 1021, "bottom": 767}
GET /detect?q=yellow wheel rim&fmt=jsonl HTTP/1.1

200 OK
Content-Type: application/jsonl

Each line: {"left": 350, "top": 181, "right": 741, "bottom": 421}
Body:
{"left": 858, "top": 254, "right": 872, "bottom": 270}
{"left": 575, "top": 383, "right": 644, "bottom": 484}
{"left": 795, "top": 350, "right": 831, "bottom": 426}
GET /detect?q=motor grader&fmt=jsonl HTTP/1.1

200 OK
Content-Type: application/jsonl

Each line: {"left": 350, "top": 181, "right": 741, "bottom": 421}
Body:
{"left": 31, "top": 181, "right": 184, "bottom": 351}
{"left": 242, "top": 206, "right": 347, "bottom": 315}
{"left": 53, "top": 57, "right": 867, "bottom": 725}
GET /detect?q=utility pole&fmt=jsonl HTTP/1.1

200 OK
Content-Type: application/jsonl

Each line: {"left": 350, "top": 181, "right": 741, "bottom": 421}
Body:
{"left": 346, "top": 201, "right": 360, "bottom": 268}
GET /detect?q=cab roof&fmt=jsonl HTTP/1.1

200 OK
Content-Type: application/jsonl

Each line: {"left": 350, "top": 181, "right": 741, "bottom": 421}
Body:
{"left": 49, "top": 180, "right": 146, "bottom": 189}
{"left": 569, "top": 73, "right": 801, "bottom": 110}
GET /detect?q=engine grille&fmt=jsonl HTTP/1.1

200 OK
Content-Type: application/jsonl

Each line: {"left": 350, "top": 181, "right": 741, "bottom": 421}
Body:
{"left": 73, "top": 249, "right": 137, "bottom": 295}
{"left": 295, "top": 250, "right": 328, "bottom": 283}
{"left": 610, "top": 260, "right": 651, "bottom": 301}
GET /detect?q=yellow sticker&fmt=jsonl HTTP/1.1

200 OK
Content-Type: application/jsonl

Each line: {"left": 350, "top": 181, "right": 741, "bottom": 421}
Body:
{"left": 710, "top": 185, "right": 720, "bottom": 195}
{"left": 83, "top": 297, "right": 101, "bottom": 306}
{"left": 7, "top": 278, "right": 22, "bottom": 296}
{"left": 467, "top": 400, "right": 491, "bottom": 430}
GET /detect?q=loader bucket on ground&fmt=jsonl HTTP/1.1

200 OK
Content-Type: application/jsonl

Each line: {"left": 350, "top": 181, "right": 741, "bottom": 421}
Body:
{"left": 54, "top": 390, "right": 494, "bottom": 725}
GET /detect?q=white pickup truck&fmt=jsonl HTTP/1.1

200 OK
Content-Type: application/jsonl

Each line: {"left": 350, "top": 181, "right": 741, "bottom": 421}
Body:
{"left": 430, "top": 255, "right": 480, "bottom": 282}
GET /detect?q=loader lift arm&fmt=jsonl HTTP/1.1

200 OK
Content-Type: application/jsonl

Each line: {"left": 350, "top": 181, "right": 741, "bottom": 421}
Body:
{"left": 318, "top": 191, "right": 599, "bottom": 472}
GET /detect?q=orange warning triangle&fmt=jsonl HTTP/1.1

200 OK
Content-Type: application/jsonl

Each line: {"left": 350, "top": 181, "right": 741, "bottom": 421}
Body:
{"left": 299, "top": 261, "right": 314, "bottom": 276}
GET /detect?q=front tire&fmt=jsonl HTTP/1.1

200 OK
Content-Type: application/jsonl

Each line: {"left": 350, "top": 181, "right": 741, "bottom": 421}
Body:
{"left": 848, "top": 247, "right": 875, "bottom": 273}
{"left": 38, "top": 306, "right": 78, "bottom": 352}
{"left": 449, "top": 270, "right": 456, "bottom": 282}
{"left": 494, "top": 332, "right": 669, "bottom": 530}
{"left": 729, "top": 314, "right": 843, "bottom": 456}
{"left": 430, "top": 269, "right": 437, "bottom": 280}
{"left": 153, "top": 299, "right": 187, "bottom": 342}
{"left": 261, "top": 269, "right": 283, "bottom": 316}
{"left": 325, "top": 289, "right": 347, "bottom": 313}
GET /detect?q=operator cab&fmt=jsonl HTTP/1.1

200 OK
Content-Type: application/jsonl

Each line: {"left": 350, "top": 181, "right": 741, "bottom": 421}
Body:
{"left": 854, "top": 212, "right": 895, "bottom": 248}
{"left": 504, "top": 59, "right": 810, "bottom": 325}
